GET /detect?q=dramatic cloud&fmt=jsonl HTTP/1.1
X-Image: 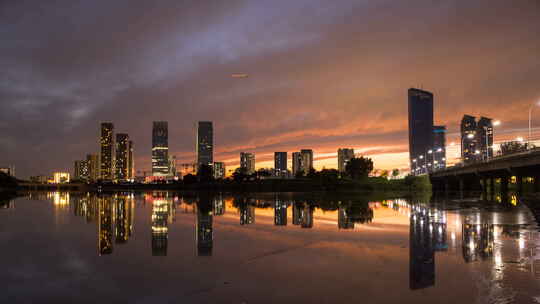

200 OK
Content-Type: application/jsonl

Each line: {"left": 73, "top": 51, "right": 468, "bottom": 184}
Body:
{"left": 1, "top": 0, "right": 539, "bottom": 177}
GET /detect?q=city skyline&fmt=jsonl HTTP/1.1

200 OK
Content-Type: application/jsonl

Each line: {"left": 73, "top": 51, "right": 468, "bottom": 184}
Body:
{"left": 1, "top": 1, "right": 540, "bottom": 178}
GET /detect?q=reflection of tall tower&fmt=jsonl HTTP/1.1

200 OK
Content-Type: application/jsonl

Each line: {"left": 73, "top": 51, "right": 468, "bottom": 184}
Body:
{"left": 152, "top": 121, "right": 169, "bottom": 177}
{"left": 292, "top": 202, "right": 302, "bottom": 225}
{"left": 98, "top": 196, "right": 114, "bottom": 255}
{"left": 196, "top": 199, "right": 213, "bottom": 256}
{"left": 409, "top": 207, "right": 435, "bottom": 290}
{"left": 213, "top": 195, "right": 225, "bottom": 216}
{"left": 239, "top": 202, "right": 255, "bottom": 225}
{"left": 115, "top": 195, "right": 133, "bottom": 244}
{"left": 274, "top": 199, "right": 287, "bottom": 226}
{"left": 300, "top": 204, "right": 313, "bottom": 228}
{"left": 462, "top": 216, "right": 494, "bottom": 263}
{"left": 151, "top": 196, "right": 169, "bottom": 256}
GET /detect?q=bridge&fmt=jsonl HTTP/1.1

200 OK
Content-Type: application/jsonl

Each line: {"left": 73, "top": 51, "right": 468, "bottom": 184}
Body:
{"left": 429, "top": 148, "right": 540, "bottom": 194}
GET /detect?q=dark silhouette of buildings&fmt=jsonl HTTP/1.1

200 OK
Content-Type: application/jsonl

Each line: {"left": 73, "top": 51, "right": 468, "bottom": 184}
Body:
{"left": 196, "top": 121, "right": 213, "bottom": 169}
{"left": 408, "top": 88, "right": 434, "bottom": 175}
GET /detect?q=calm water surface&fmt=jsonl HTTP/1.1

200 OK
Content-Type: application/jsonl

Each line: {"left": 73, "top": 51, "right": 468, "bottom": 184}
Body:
{"left": 1, "top": 191, "right": 540, "bottom": 303}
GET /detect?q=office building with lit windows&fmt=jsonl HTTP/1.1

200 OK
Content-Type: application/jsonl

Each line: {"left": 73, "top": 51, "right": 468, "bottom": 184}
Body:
{"left": 152, "top": 121, "right": 169, "bottom": 176}
{"left": 196, "top": 121, "right": 213, "bottom": 169}
{"left": 213, "top": 162, "right": 226, "bottom": 179}
{"left": 274, "top": 152, "right": 287, "bottom": 176}
{"left": 337, "top": 148, "right": 355, "bottom": 173}
{"left": 128, "top": 141, "right": 134, "bottom": 181}
{"left": 115, "top": 133, "right": 129, "bottom": 181}
{"left": 477, "top": 117, "right": 494, "bottom": 161}
{"left": 100, "top": 122, "right": 114, "bottom": 180}
{"left": 300, "top": 149, "right": 313, "bottom": 175}
{"left": 461, "top": 115, "right": 478, "bottom": 164}
{"left": 87, "top": 154, "right": 100, "bottom": 181}
{"left": 292, "top": 152, "right": 302, "bottom": 176}
{"left": 408, "top": 88, "right": 434, "bottom": 175}
{"left": 432, "top": 126, "right": 446, "bottom": 170}
{"left": 240, "top": 152, "right": 255, "bottom": 174}
{"left": 74, "top": 160, "right": 89, "bottom": 181}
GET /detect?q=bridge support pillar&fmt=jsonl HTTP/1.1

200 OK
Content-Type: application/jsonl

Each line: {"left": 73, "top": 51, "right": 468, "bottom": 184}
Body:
{"left": 489, "top": 177, "right": 495, "bottom": 201}
{"left": 535, "top": 175, "right": 540, "bottom": 193}
{"left": 500, "top": 176, "right": 509, "bottom": 196}
{"left": 517, "top": 175, "right": 523, "bottom": 194}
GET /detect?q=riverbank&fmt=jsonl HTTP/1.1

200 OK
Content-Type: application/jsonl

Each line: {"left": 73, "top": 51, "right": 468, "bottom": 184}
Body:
{"left": 85, "top": 175, "right": 433, "bottom": 194}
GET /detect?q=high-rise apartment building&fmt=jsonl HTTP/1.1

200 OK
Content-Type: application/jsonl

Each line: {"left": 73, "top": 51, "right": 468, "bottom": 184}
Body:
{"left": 432, "top": 126, "right": 446, "bottom": 171}
{"left": 168, "top": 155, "right": 177, "bottom": 177}
{"left": 115, "top": 133, "right": 129, "bottom": 181}
{"left": 292, "top": 152, "right": 302, "bottom": 176}
{"left": 100, "top": 123, "right": 114, "bottom": 180}
{"left": 240, "top": 152, "right": 255, "bottom": 174}
{"left": 461, "top": 115, "right": 478, "bottom": 164}
{"left": 128, "top": 141, "right": 134, "bottom": 181}
{"left": 408, "top": 88, "right": 434, "bottom": 175}
{"left": 477, "top": 117, "right": 493, "bottom": 161}
{"left": 274, "top": 152, "right": 287, "bottom": 176}
{"left": 74, "top": 160, "right": 89, "bottom": 181}
{"left": 213, "top": 162, "right": 226, "bottom": 179}
{"left": 300, "top": 149, "right": 313, "bottom": 175}
{"left": 337, "top": 148, "right": 355, "bottom": 173}
{"left": 87, "top": 154, "right": 100, "bottom": 181}
{"left": 152, "top": 121, "right": 169, "bottom": 176}
{"left": 196, "top": 121, "right": 213, "bottom": 169}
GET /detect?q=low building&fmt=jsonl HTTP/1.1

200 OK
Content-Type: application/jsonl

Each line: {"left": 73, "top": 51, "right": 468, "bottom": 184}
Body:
{"left": 213, "top": 162, "right": 226, "bottom": 179}
{"left": 53, "top": 172, "right": 70, "bottom": 184}
{"left": 0, "top": 165, "right": 15, "bottom": 177}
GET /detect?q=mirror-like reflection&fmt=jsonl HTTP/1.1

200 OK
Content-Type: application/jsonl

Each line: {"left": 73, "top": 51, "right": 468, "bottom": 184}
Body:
{"left": 3, "top": 191, "right": 540, "bottom": 303}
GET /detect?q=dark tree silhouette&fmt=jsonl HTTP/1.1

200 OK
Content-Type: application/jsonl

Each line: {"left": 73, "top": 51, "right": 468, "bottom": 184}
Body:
{"left": 345, "top": 156, "right": 374, "bottom": 180}
{"left": 197, "top": 164, "right": 214, "bottom": 183}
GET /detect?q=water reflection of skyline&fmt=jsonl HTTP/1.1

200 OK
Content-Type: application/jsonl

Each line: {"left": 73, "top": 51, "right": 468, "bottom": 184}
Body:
{"left": 36, "top": 191, "right": 540, "bottom": 288}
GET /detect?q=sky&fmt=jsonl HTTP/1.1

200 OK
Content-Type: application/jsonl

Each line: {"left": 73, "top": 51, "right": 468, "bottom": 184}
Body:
{"left": 1, "top": 0, "right": 540, "bottom": 178}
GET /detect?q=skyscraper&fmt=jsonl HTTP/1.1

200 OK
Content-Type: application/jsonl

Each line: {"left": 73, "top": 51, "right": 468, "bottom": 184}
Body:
{"left": 74, "top": 160, "right": 89, "bottom": 181}
{"left": 87, "top": 154, "right": 100, "bottom": 182}
{"left": 240, "top": 152, "right": 255, "bottom": 174}
{"left": 477, "top": 117, "right": 493, "bottom": 161}
{"left": 196, "top": 121, "right": 213, "bottom": 169}
{"left": 292, "top": 152, "right": 302, "bottom": 176}
{"left": 128, "top": 141, "right": 134, "bottom": 181}
{"left": 337, "top": 148, "right": 355, "bottom": 173}
{"left": 213, "top": 162, "right": 225, "bottom": 179}
{"left": 152, "top": 121, "right": 169, "bottom": 176}
{"left": 300, "top": 149, "right": 313, "bottom": 175}
{"left": 274, "top": 152, "right": 287, "bottom": 176}
{"left": 432, "top": 126, "right": 446, "bottom": 171}
{"left": 461, "top": 115, "right": 478, "bottom": 164}
{"left": 115, "top": 133, "right": 129, "bottom": 181}
{"left": 408, "top": 88, "right": 434, "bottom": 175}
{"left": 100, "top": 122, "right": 114, "bottom": 181}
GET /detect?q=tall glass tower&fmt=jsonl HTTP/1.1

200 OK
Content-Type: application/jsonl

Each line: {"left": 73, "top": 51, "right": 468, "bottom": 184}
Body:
{"left": 408, "top": 88, "right": 434, "bottom": 175}
{"left": 152, "top": 121, "right": 169, "bottom": 176}
{"left": 115, "top": 133, "right": 129, "bottom": 181}
{"left": 196, "top": 121, "right": 213, "bottom": 169}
